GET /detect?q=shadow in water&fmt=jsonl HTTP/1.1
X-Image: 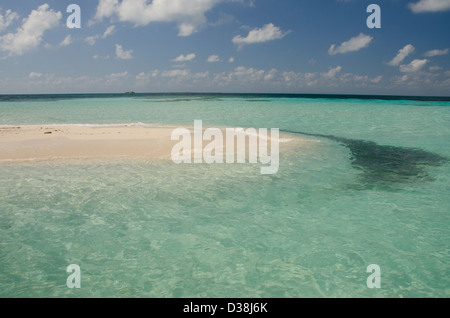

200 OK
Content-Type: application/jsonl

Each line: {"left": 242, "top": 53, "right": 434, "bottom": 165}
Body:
{"left": 283, "top": 130, "right": 448, "bottom": 187}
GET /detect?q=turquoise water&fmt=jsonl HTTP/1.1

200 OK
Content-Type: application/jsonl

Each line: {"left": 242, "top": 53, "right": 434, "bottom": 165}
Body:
{"left": 0, "top": 94, "right": 449, "bottom": 297}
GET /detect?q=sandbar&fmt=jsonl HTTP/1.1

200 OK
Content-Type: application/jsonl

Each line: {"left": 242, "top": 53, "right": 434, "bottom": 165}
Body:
{"left": 0, "top": 124, "right": 309, "bottom": 163}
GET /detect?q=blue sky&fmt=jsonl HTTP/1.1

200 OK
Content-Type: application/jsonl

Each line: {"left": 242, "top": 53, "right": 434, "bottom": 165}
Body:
{"left": 0, "top": 0, "right": 449, "bottom": 95}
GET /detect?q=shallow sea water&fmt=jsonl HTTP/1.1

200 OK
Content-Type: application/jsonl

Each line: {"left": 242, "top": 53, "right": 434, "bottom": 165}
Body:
{"left": 0, "top": 94, "right": 449, "bottom": 297}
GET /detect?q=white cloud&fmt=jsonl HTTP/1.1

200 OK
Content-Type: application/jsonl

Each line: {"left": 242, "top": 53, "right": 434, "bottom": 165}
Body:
{"left": 93, "top": 54, "right": 110, "bottom": 59}
{"left": 105, "top": 71, "right": 128, "bottom": 83}
{"left": 210, "top": 65, "right": 385, "bottom": 92}
{"left": 281, "top": 71, "right": 300, "bottom": 83}
{"left": 115, "top": 44, "right": 134, "bottom": 59}
{"left": 11, "top": 73, "right": 106, "bottom": 92}
{"left": 371, "top": 75, "right": 383, "bottom": 83}
{"left": 429, "top": 65, "right": 443, "bottom": 71}
{"left": 264, "top": 68, "right": 278, "bottom": 81}
{"left": 194, "top": 71, "right": 209, "bottom": 78}
{"left": 228, "top": 57, "right": 234, "bottom": 63}
{"left": 107, "top": 71, "right": 128, "bottom": 79}
{"left": 399, "top": 59, "right": 428, "bottom": 72}
{"left": 43, "top": 35, "right": 73, "bottom": 50}
{"left": 213, "top": 66, "right": 267, "bottom": 86}
{"left": 85, "top": 25, "right": 116, "bottom": 45}
{"left": 352, "top": 74, "right": 369, "bottom": 82}
{"left": 85, "top": 36, "right": 97, "bottom": 46}
{"left": 232, "top": 23, "right": 289, "bottom": 48}
{"left": 424, "top": 48, "right": 449, "bottom": 57}
{"left": 136, "top": 72, "right": 150, "bottom": 80}
{"left": 209, "top": 12, "right": 235, "bottom": 27}
{"left": 93, "top": 0, "right": 120, "bottom": 22}
{"left": 397, "top": 74, "right": 409, "bottom": 83}
{"left": 0, "top": 4, "right": 61, "bottom": 56}
{"left": 388, "top": 44, "right": 415, "bottom": 66}
{"left": 93, "top": 0, "right": 220, "bottom": 36}
{"left": 136, "top": 72, "right": 151, "bottom": 86}
{"left": 103, "top": 25, "right": 116, "bottom": 38}
{"left": 161, "top": 69, "right": 190, "bottom": 77}
{"left": 29, "top": 72, "right": 42, "bottom": 79}
{"left": 328, "top": 33, "right": 373, "bottom": 55}
{"left": 0, "top": 9, "right": 19, "bottom": 32}
{"left": 233, "top": 66, "right": 265, "bottom": 80}
{"left": 59, "top": 35, "right": 72, "bottom": 47}
{"left": 408, "top": 0, "right": 450, "bottom": 13}
{"left": 322, "top": 66, "right": 343, "bottom": 79}
{"left": 207, "top": 55, "right": 220, "bottom": 62}
{"left": 178, "top": 23, "right": 196, "bottom": 37}
{"left": 105, "top": 71, "right": 129, "bottom": 85}
{"left": 172, "top": 53, "right": 196, "bottom": 62}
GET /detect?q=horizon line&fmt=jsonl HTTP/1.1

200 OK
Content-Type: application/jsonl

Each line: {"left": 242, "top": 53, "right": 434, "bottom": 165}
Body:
{"left": 1, "top": 92, "right": 449, "bottom": 101}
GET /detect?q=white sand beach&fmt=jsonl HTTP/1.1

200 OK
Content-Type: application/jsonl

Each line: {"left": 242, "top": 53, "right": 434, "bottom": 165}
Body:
{"left": 0, "top": 124, "right": 308, "bottom": 163}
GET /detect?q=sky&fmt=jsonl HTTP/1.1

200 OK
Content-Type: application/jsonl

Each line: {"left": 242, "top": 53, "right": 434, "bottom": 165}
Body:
{"left": 0, "top": 0, "right": 449, "bottom": 95}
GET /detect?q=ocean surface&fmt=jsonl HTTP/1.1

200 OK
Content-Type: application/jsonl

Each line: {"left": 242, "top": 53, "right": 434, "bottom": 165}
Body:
{"left": 0, "top": 93, "right": 449, "bottom": 297}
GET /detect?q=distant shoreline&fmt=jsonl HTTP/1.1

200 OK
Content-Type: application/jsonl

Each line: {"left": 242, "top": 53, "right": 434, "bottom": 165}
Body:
{"left": 1, "top": 92, "right": 449, "bottom": 102}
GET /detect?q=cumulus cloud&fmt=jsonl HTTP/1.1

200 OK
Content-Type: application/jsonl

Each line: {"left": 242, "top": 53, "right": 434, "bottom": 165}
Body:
{"left": 228, "top": 57, "right": 234, "bottom": 63}
{"left": 92, "top": 0, "right": 220, "bottom": 36}
{"left": 135, "top": 72, "right": 151, "bottom": 86}
{"left": 85, "top": 25, "right": 116, "bottom": 45}
{"left": 232, "top": 23, "right": 289, "bottom": 49}
{"left": 424, "top": 48, "right": 449, "bottom": 57}
{"left": 93, "top": 0, "right": 119, "bottom": 21}
{"left": 408, "top": 0, "right": 450, "bottom": 13}
{"left": 328, "top": 33, "right": 373, "bottom": 55}
{"left": 207, "top": 55, "right": 220, "bottom": 62}
{"left": 233, "top": 66, "right": 265, "bottom": 79}
{"left": 321, "top": 66, "right": 343, "bottom": 79}
{"left": 429, "top": 65, "right": 443, "bottom": 71}
{"left": 103, "top": 25, "right": 116, "bottom": 38}
{"left": 59, "top": 35, "right": 72, "bottom": 47}
{"left": 85, "top": 36, "right": 97, "bottom": 46}
{"left": 388, "top": 44, "right": 415, "bottom": 66}
{"left": 0, "top": 9, "right": 19, "bottom": 32}
{"left": 107, "top": 71, "right": 128, "bottom": 78}
{"left": 105, "top": 71, "right": 129, "bottom": 85}
{"left": 172, "top": 53, "right": 196, "bottom": 62}
{"left": 136, "top": 72, "right": 150, "bottom": 80}
{"left": 399, "top": 59, "right": 428, "bottom": 72}
{"left": 264, "top": 68, "right": 278, "bottom": 81}
{"left": 209, "top": 65, "right": 384, "bottom": 92}
{"left": 93, "top": 54, "right": 110, "bottom": 59}
{"left": 212, "top": 66, "right": 267, "bottom": 86}
{"left": 371, "top": 75, "right": 383, "bottom": 83}
{"left": 161, "top": 69, "right": 190, "bottom": 77}
{"left": 194, "top": 71, "right": 209, "bottom": 79}
{"left": 178, "top": 23, "right": 196, "bottom": 37}
{"left": 115, "top": 44, "right": 134, "bottom": 59}
{"left": 0, "top": 4, "right": 61, "bottom": 56}
{"left": 29, "top": 72, "right": 42, "bottom": 79}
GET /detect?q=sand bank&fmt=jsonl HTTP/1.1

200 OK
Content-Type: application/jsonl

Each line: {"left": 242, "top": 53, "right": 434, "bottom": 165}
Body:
{"left": 0, "top": 124, "right": 309, "bottom": 163}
